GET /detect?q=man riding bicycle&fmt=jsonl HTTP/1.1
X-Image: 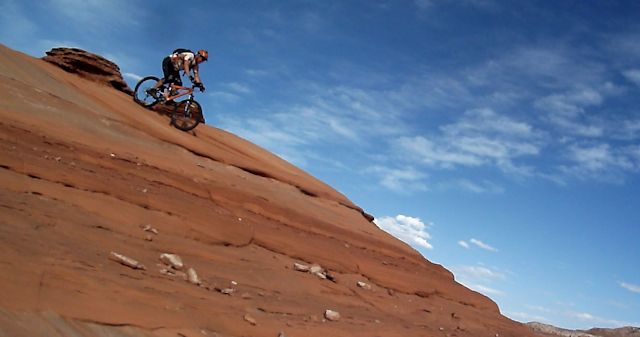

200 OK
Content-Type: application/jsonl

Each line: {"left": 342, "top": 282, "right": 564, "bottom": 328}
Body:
{"left": 148, "top": 49, "right": 208, "bottom": 101}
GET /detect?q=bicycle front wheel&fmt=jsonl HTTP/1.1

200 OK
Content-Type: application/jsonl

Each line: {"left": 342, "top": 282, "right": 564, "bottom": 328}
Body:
{"left": 133, "top": 76, "right": 162, "bottom": 107}
{"left": 171, "top": 99, "right": 203, "bottom": 131}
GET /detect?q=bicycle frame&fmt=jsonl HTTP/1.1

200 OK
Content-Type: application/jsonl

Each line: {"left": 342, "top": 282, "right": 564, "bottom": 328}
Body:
{"left": 165, "top": 83, "right": 194, "bottom": 102}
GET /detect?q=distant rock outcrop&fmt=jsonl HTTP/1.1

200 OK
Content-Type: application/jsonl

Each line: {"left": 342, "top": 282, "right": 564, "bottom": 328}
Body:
{"left": 42, "top": 47, "right": 133, "bottom": 95}
{"left": 528, "top": 322, "right": 640, "bottom": 337}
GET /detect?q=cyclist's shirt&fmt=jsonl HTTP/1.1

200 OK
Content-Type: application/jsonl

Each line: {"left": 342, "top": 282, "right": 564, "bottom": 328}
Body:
{"left": 169, "top": 51, "right": 196, "bottom": 71}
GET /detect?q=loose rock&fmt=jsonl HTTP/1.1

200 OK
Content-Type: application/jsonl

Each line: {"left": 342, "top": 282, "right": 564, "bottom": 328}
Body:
{"left": 187, "top": 268, "right": 201, "bottom": 285}
{"left": 309, "top": 264, "right": 323, "bottom": 274}
{"left": 219, "top": 288, "right": 235, "bottom": 295}
{"left": 142, "top": 224, "right": 159, "bottom": 234}
{"left": 109, "top": 251, "right": 145, "bottom": 270}
{"left": 357, "top": 281, "right": 372, "bottom": 290}
{"left": 160, "top": 253, "right": 184, "bottom": 270}
{"left": 293, "top": 263, "right": 310, "bottom": 272}
{"left": 324, "top": 309, "right": 341, "bottom": 321}
{"left": 243, "top": 314, "right": 257, "bottom": 325}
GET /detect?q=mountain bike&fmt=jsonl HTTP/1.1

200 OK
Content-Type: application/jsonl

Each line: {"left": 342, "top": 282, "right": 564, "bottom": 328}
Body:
{"left": 133, "top": 76, "right": 204, "bottom": 131}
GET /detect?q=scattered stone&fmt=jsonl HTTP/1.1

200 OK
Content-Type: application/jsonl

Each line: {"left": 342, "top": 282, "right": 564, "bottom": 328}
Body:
{"left": 109, "top": 251, "right": 145, "bottom": 270}
{"left": 160, "top": 253, "right": 184, "bottom": 270}
{"left": 187, "top": 268, "right": 201, "bottom": 285}
{"left": 293, "top": 263, "right": 310, "bottom": 272}
{"left": 219, "top": 288, "right": 235, "bottom": 295}
{"left": 309, "top": 264, "right": 323, "bottom": 274}
{"left": 387, "top": 288, "right": 395, "bottom": 296}
{"left": 231, "top": 280, "right": 238, "bottom": 286}
{"left": 439, "top": 327, "right": 445, "bottom": 331}
{"left": 145, "top": 235, "right": 153, "bottom": 241}
{"left": 241, "top": 292, "right": 252, "bottom": 299}
{"left": 243, "top": 314, "right": 257, "bottom": 326}
{"left": 357, "top": 281, "right": 372, "bottom": 290}
{"left": 110, "top": 153, "right": 116, "bottom": 158}
{"left": 142, "top": 188, "right": 148, "bottom": 193}
{"left": 314, "top": 271, "right": 327, "bottom": 279}
{"left": 278, "top": 332, "right": 286, "bottom": 337}
{"left": 324, "top": 310, "right": 341, "bottom": 321}
{"left": 142, "top": 224, "right": 159, "bottom": 234}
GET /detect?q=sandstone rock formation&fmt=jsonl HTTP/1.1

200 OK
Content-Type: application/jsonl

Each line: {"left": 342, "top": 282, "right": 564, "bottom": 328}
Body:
{"left": 0, "top": 43, "right": 542, "bottom": 337}
{"left": 42, "top": 47, "right": 133, "bottom": 95}
{"left": 527, "top": 322, "right": 640, "bottom": 337}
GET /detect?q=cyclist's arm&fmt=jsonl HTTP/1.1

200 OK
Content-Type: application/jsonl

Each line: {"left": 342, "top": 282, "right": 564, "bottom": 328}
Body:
{"left": 192, "top": 65, "right": 202, "bottom": 83}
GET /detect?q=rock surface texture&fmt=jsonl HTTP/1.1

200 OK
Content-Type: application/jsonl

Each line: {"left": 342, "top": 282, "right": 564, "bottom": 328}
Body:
{"left": 528, "top": 323, "right": 640, "bottom": 337}
{"left": 0, "top": 44, "right": 542, "bottom": 337}
{"left": 42, "top": 47, "right": 133, "bottom": 95}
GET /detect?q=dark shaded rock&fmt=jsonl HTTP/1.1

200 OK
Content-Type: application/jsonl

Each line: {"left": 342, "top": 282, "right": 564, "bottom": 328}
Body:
{"left": 43, "top": 47, "right": 133, "bottom": 95}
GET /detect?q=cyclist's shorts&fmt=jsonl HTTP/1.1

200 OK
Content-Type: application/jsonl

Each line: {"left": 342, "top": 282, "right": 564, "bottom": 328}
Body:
{"left": 162, "top": 56, "right": 182, "bottom": 86}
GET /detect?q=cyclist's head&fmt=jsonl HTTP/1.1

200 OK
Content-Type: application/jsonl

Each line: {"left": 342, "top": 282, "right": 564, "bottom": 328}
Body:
{"left": 196, "top": 49, "right": 209, "bottom": 63}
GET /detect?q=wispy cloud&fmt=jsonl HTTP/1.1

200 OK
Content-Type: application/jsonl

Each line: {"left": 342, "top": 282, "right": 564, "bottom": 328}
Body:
{"left": 466, "top": 283, "right": 505, "bottom": 297}
{"left": 458, "top": 240, "right": 470, "bottom": 249}
{"left": 123, "top": 72, "right": 142, "bottom": 82}
{"left": 623, "top": 69, "right": 640, "bottom": 86}
{"left": 374, "top": 215, "right": 433, "bottom": 250}
{"left": 366, "top": 166, "right": 428, "bottom": 193}
{"left": 620, "top": 281, "right": 640, "bottom": 294}
{"left": 393, "top": 108, "right": 541, "bottom": 175}
{"left": 565, "top": 311, "right": 640, "bottom": 328}
{"left": 47, "top": 0, "right": 139, "bottom": 31}
{"left": 469, "top": 238, "right": 499, "bottom": 252}
{"left": 453, "top": 265, "right": 506, "bottom": 280}
{"left": 507, "top": 311, "right": 548, "bottom": 323}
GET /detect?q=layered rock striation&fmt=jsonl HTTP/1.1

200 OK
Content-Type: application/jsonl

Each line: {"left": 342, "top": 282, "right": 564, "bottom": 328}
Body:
{"left": 0, "top": 43, "right": 541, "bottom": 337}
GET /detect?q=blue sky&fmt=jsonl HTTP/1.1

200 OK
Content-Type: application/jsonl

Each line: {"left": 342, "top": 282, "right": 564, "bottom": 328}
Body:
{"left": 2, "top": 0, "right": 639, "bottom": 329}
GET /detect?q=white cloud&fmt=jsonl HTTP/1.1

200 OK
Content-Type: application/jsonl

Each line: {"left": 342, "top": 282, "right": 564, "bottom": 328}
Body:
{"left": 565, "top": 311, "right": 640, "bottom": 328}
{"left": 374, "top": 215, "right": 433, "bottom": 250}
{"left": 47, "top": 0, "right": 139, "bottom": 30}
{"left": 367, "top": 166, "right": 427, "bottom": 193}
{"left": 458, "top": 240, "right": 470, "bottom": 249}
{"left": 466, "top": 283, "right": 505, "bottom": 297}
{"left": 623, "top": 69, "right": 640, "bottom": 86}
{"left": 227, "top": 82, "right": 252, "bottom": 94}
{"left": 123, "top": 72, "right": 142, "bottom": 82}
{"left": 507, "top": 311, "right": 548, "bottom": 323}
{"left": 451, "top": 179, "right": 505, "bottom": 194}
{"left": 561, "top": 143, "right": 640, "bottom": 181}
{"left": 414, "top": 0, "right": 433, "bottom": 10}
{"left": 453, "top": 265, "right": 505, "bottom": 280}
{"left": 469, "top": 238, "right": 499, "bottom": 252}
{"left": 620, "top": 282, "right": 640, "bottom": 294}
{"left": 393, "top": 109, "right": 541, "bottom": 175}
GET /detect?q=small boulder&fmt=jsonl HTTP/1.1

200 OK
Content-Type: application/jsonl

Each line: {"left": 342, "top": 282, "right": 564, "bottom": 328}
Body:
{"left": 293, "top": 263, "right": 310, "bottom": 272}
{"left": 186, "top": 268, "right": 201, "bottom": 285}
{"left": 243, "top": 314, "right": 257, "bottom": 326}
{"left": 324, "top": 309, "right": 341, "bottom": 321}
{"left": 109, "top": 251, "right": 146, "bottom": 270}
{"left": 160, "top": 253, "right": 184, "bottom": 270}
{"left": 357, "top": 281, "right": 372, "bottom": 290}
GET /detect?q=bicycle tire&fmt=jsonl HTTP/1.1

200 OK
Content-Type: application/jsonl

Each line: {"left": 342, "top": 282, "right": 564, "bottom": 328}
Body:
{"left": 133, "top": 76, "right": 162, "bottom": 107}
{"left": 171, "top": 99, "right": 203, "bottom": 131}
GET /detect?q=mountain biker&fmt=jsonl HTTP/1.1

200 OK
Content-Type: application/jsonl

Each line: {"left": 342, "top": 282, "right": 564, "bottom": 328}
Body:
{"left": 148, "top": 49, "right": 208, "bottom": 101}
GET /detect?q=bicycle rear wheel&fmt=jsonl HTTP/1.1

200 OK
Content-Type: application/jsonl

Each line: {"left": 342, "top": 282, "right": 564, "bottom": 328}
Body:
{"left": 171, "top": 99, "right": 202, "bottom": 131}
{"left": 133, "top": 76, "right": 162, "bottom": 107}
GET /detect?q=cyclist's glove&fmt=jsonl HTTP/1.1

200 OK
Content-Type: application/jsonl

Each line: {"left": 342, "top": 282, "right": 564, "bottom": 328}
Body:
{"left": 194, "top": 82, "right": 205, "bottom": 92}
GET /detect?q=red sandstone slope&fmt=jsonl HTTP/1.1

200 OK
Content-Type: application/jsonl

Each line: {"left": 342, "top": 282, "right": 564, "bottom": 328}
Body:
{"left": 0, "top": 44, "right": 540, "bottom": 337}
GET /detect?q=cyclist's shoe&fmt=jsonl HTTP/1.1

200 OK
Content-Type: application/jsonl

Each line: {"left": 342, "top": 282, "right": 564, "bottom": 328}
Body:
{"left": 146, "top": 88, "right": 160, "bottom": 98}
